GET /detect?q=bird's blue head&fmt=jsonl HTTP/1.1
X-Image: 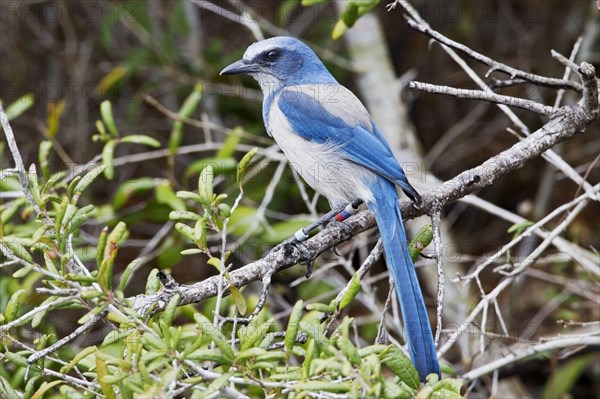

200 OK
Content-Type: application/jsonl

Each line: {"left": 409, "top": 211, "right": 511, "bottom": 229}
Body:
{"left": 221, "top": 36, "right": 337, "bottom": 93}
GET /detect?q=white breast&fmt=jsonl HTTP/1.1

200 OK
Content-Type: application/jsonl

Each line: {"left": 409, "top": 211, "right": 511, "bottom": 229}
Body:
{"left": 267, "top": 95, "right": 376, "bottom": 208}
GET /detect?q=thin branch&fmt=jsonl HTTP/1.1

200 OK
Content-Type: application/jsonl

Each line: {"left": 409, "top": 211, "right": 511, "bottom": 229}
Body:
{"left": 462, "top": 335, "right": 600, "bottom": 380}
{"left": 27, "top": 309, "right": 109, "bottom": 364}
{"left": 409, "top": 81, "right": 556, "bottom": 116}
{"left": 429, "top": 209, "right": 444, "bottom": 347}
{"left": 0, "top": 296, "right": 77, "bottom": 332}
{"left": 553, "top": 37, "right": 583, "bottom": 109}
{"left": 0, "top": 106, "right": 52, "bottom": 226}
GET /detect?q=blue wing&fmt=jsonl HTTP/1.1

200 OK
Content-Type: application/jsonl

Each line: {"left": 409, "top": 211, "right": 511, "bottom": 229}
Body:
{"left": 276, "top": 87, "right": 420, "bottom": 202}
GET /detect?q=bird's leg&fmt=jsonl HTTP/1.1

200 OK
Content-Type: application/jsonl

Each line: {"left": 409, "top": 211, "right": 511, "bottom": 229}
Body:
{"left": 325, "top": 200, "right": 363, "bottom": 256}
{"left": 276, "top": 200, "right": 363, "bottom": 277}
{"left": 325, "top": 200, "right": 363, "bottom": 238}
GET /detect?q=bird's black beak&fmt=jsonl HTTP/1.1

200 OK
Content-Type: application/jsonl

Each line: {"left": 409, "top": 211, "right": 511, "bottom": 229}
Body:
{"left": 220, "top": 59, "right": 259, "bottom": 76}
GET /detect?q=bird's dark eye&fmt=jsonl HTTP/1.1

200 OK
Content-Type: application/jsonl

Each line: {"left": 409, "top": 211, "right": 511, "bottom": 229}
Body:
{"left": 264, "top": 50, "right": 279, "bottom": 61}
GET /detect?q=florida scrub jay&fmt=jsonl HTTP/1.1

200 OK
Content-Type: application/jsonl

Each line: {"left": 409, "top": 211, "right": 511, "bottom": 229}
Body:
{"left": 221, "top": 36, "right": 440, "bottom": 381}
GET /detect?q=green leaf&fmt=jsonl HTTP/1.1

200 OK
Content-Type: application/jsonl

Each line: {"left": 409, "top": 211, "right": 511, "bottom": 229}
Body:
{"left": 119, "top": 258, "right": 142, "bottom": 293}
{"left": 145, "top": 269, "right": 161, "bottom": 295}
{"left": 338, "top": 272, "right": 361, "bottom": 309}
{"left": 163, "top": 294, "right": 180, "bottom": 327}
{"left": 240, "top": 313, "right": 272, "bottom": 351}
{"left": 381, "top": 345, "right": 420, "bottom": 390}
{"left": 235, "top": 347, "right": 267, "bottom": 362}
{"left": 0, "top": 375, "right": 21, "bottom": 399}
{"left": 176, "top": 190, "right": 203, "bottom": 202}
{"left": 301, "top": 0, "right": 328, "bottom": 5}
{"left": 60, "top": 346, "right": 97, "bottom": 374}
{"left": 98, "top": 222, "right": 128, "bottom": 290}
{"left": 216, "top": 127, "right": 242, "bottom": 158}
{"left": 155, "top": 182, "right": 186, "bottom": 211}
{"left": 185, "top": 157, "right": 237, "bottom": 178}
{"left": 198, "top": 165, "right": 214, "bottom": 204}
{"left": 3, "top": 238, "right": 33, "bottom": 264}
{"left": 3, "top": 351, "right": 28, "bottom": 367}
{"left": 409, "top": 224, "right": 433, "bottom": 262}
{"left": 175, "top": 222, "right": 195, "bottom": 242}
{"left": 507, "top": 220, "right": 534, "bottom": 235}
{"left": 4, "top": 289, "right": 25, "bottom": 322}
{"left": 4, "top": 93, "right": 35, "bottom": 121}
{"left": 120, "top": 134, "right": 160, "bottom": 147}
{"left": 169, "top": 210, "right": 202, "bottom": 221}
{"left": 43, "top": 252, "right": 60, "bottom": 275}
{"left": 104, "top": 221, "right": 128, "bottom": 260}
{"left": 31, "top": 381, "right": 63, "bottom": 399}
{"left": 229, "top": 285, "right": 247, "bottom": 315}
{"left": 338, "top": 335, "right": 361, "bottom": 365}
{"left": 305, "top": 303, "right": 335, "bottom": 313}
{"left": 32, "top": 295, "right": 59, "bottom": 328}
{"left": 197, "top": 370, "right": 234, "bottom": 398}
{"left": 383, "top": 379, "right": 414, "bottom": 399}
{"left": 186, "top": 348, "right": 234, "bottom": 364}
{"left": 12, "top": 265, "right": 32, "bottom": 279}
{"left": 39, "top": 140, "right": 53, "bottom": 179}
{"left": 67, "top": 204, "right": 96, "bottom": 234}
{"left": 181, "top": 248, "right": 203, "bottom": 255}
{"left": 332, "top": 20, "right": 348, "bottom": 40}
{"left": 207, "top": 257, "right": 223, "bottom": 272}
{"left": 542, "top": 354, "right": 594, "bottom": 399}
{"left": 111, "top": 177, "right": 157, "bottom": 210}
{"left": 194, "top": 313, "right": 234, "bottom": 362}
{"left": 96, "top": 226, "right": 109, "bottom": 268}
{"left": 293, "top": 381, "right": 351, "bottom": 393}
{"left": 101, "top": 140, "right": 117, "bottom": 180}
{"left": 170, "top": 84, "right": 202, "bottom": 152}
{"left": 341, "top": 2, "right": 358, "bottom": 27}
{"left": 285, "top": 300, "right": 303, "bottom": 354}
{"left": 100, "top": 100, "right": 119, "bottom": 137}
{"left": 96, "top": 355, "right": 117, "bottom": 399}
{"left": 236, "top": 147, "right": 258, "bottom": 185}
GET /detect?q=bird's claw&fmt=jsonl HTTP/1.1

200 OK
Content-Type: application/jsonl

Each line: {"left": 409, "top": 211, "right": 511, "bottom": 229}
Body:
{"left": 326, "top": 219, "right": 354, "bottom": 241}
{"left": 277, "top": 238, "right": 316, "bottom": 278}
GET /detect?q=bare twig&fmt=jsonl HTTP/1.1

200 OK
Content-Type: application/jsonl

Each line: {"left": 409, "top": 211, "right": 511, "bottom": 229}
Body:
{"left": 0, "top": 105, "right": 52, "bottom": 226}
{"left": 409, "top": 81, "right": 556, "bottom": 115}
{"left": 0, "top": 296, "right": 77, "bottom": 332}
{"left": 553, "top": 37, "right": 583, "bottom": 109}
{"left": 462, "top": 336, "right": 600, "bottom": 380}
{"left": 429, "top": 209, "right": 444, "bottom": 347}
{"left": 27, "top": 309, "right": 109, "bottom": 364}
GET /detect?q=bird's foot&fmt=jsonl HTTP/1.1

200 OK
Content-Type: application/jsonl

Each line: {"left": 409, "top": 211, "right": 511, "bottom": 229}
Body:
{"left": 326, "top": 219, "right": 354, "bottom": 241}
{"left": 325, "top": 219, "right": 354, "bottom": 257}
{"left": 274, "top": 237, "right": 315, "bottom": 278}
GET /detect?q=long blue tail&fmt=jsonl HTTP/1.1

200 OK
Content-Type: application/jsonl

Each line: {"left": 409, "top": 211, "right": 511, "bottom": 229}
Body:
{"left": 368, "top": 177, "right": 440, "bottom": 381}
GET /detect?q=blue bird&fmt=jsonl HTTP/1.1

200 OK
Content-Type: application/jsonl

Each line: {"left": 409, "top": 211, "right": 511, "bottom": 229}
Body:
{"left": 221, "top": 36, "right": 440, "bottom": 381}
